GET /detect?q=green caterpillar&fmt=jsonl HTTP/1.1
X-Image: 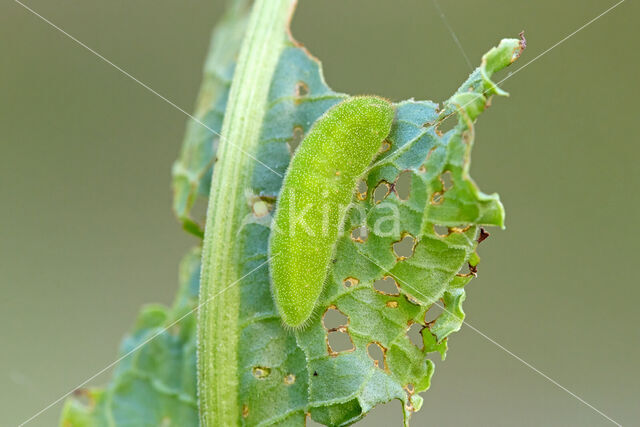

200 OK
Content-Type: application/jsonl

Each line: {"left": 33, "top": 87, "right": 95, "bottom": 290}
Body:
{"left": 269, "top": 96, "right": 395, "bottom": 328}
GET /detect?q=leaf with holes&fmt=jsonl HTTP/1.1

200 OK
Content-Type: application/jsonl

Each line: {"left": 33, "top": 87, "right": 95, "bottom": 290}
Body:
{"left": 60, "top": 0, "right": 524, "bottom": 425}
{"left": 269, "top": 96, "right": 395, "bottom": 328}
{"left": 236, "top": 36, "right": 524, "bottom": 425}
{"left": 60, "top": 248, "right": 201, "bottom": 425}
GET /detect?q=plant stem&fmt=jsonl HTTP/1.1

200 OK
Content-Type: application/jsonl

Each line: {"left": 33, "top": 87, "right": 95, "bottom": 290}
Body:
{"left": 197, "top": 0, "right": 294, "bottom": 425}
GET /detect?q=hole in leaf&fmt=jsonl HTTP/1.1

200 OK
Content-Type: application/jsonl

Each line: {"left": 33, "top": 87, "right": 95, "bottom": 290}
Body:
{"left": 288, "top": 125, "right": 304, "bottom": 154}
{"left": 367, "top": 342, "right": 386, "bottom": 369}
{"left": 426, "top": 350, "right": 442, "bottom": 363}
{"left": 322, "top": 307, "right": 348, "bottom": 329}
{"left": 380, "top": 139, "right": 392, "bottom": 153}
{"left": 343, "top": 277, "right": 359, "bottom": 288}
{"left": 327, "top": 329, "right": 355, "bottom": 355}
{"left": 394, "top": 170, "right": 412, "bottom": 200}
{"left": 433, "top": 224, "right": 449, "bottom": 237}
{"left": 431, "top": 191, "right": 444, "bottom": 205}
{"left": 457, "top": 262, "right": 477, "bottom": 277}
{"left": 425, "top": 302, "right": 445, "bottom": 325}
{"left": 350, "top": 226, "right": 368, "bottom": 243}
{"left": 392, "top": 234, "right": 416, "bottom": 260}
{"left": 373, "top": 276, "right": 400, "bottom": 296}
{"left": 373, "top": 181, "right": 391, "bottom": 204}
{"left": 435, "top": 116, "right": 457, "bottom": 135}
{"left": 295, "top": 81, "right": 309, "bottom": 97}
{"left": 404, "top": 383, "right": 418, "bottom": 412}
{"left": 458, "top": 263, "right": 471, "bottom": 275}
{"left": 252, "top": 366, "right": 271, "bottom": 379}
{"left": 440, "top": 170, "right": 454, "bottom": 191}
{"left": 407, "top": 323, "right": 424, "bottom": 350}
{"left": 355, "top": 180, "right": 368, "bottom": 201}
{"left": 284, "top": 373, "right": 296, "bottom": 385}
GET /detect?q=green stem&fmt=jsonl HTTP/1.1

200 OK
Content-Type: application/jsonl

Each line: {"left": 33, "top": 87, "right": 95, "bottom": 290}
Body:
{"left": 197, "top": 0, "right": 294, "bottom": 425}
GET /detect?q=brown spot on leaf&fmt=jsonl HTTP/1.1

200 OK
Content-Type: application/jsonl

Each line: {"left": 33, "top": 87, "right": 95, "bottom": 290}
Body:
{"left": 404, "top": 384, "right": 417, "bottom": 412}
{"left": 343, "top": 277, "right": 359, "bottom": 288}
{"left": 350, "top": 226, "right": 368, "bottom": 243}
{"left": 72, "top": 388, "right": 96, "bottom": 408}
{"left": 449, "top": 224, "right": 471, "bottom": 233}
{"left": 456, "top": 262, "right": 478, "bottom": 278}
{"left": 431, "top": 191, "right": 444, "bottom": 205}
{"left": 478, "top": 227, "right": 490, "bottom": 243}
{"left": 405, "top": 293, "right": 422, "bottom": 305}
{"left": 252, "top": 366, "right": 271, "bottom": 379}
{"left": 295, "top": 81, "right": 309, "bottom": 97}
{"left": 288, "top": 125, "right": 304, "bottom": 154}
{"left": 440, "top": 170, "right": 454, "bottom": 191}
{"left": 469, "top": 263, "right": 478, "bottom": 275}
{"left": 462, "top": 130, "right": 472, "bottom": 144}
{"left": 284, "top": 373, "right": 296, "bottom": 385}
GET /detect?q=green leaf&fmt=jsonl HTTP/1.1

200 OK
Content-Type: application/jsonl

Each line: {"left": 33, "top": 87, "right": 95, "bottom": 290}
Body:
{"left": 61, "top": 0, "right": 524, "bottom": 422}
{"left": 171, "top": 0, "right": 251, "bottom": 237}
{"left": 236, "top": 37, "right": 524, "bottom": 426}
{"left": 196, "top": 1, "right": 296, "bottom": 424}
{"left": 60, "top": 248, "right": 201, "bottom": 426}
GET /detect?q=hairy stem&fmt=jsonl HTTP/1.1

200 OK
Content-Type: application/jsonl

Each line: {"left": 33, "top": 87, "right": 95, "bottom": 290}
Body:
{"left": 197, "top": 0, "right": 294, "bottom": 425}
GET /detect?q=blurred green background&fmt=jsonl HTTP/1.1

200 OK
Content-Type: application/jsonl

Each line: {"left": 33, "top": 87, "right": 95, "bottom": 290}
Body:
{"left": 1, "top": 0, "right": 638, "bottom": 425}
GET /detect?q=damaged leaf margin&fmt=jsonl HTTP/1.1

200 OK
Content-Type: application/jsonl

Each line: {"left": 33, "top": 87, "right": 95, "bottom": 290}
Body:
{"left": 60, "top": 0, "right": 524, "bottom": 424}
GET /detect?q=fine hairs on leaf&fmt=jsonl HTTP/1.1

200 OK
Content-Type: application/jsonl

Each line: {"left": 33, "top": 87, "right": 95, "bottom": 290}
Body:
{"left": 61, "top": 1, "right": 524, "bottom": 426}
